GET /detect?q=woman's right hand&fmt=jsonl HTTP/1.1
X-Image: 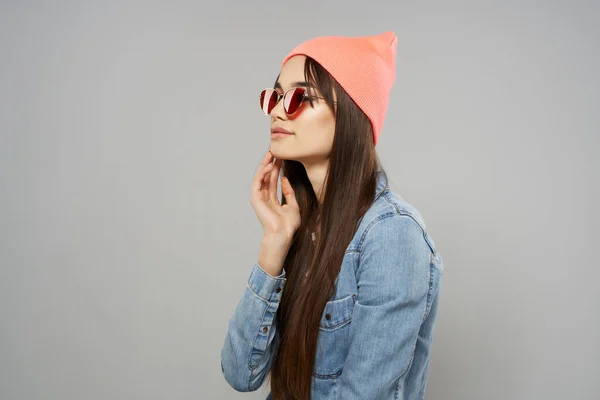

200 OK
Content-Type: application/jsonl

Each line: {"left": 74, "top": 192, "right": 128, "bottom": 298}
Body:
{"left": 250, "top": 150, "right": 301, "bottom": 240}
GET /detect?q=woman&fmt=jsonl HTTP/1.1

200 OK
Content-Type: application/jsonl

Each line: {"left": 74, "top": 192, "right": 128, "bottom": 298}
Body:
{"left": 221, "top": 31, "right": 444, "bottom": 400}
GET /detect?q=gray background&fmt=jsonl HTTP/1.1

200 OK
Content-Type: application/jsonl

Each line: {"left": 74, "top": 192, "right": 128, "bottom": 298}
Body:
{"left": 1, "top": 1, "right": 598, "bottom": 399}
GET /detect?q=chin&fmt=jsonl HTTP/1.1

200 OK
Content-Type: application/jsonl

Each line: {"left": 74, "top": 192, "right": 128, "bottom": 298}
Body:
{"left": 268, "top": 144, "right": 292, "bottom": 160}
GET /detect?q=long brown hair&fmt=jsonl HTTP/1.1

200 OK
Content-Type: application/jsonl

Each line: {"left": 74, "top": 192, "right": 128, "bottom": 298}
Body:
{"left": 267, "top": 56, "right": 388, "bottom": 399}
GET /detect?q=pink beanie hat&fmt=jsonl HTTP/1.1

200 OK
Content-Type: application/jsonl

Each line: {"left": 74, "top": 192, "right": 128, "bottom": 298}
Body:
{"left": 281, "top": 31, "right": 398, "bottom": 146}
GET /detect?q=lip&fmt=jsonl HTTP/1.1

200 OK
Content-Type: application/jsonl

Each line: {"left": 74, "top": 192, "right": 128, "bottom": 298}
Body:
{"left": 270, "top": 127, "right": 293, "bottom": 135}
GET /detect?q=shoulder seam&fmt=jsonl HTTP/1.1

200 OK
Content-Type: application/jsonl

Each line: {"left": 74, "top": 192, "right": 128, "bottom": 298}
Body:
{"left": 358, "top": 210, "right": 429, "bottom": 250}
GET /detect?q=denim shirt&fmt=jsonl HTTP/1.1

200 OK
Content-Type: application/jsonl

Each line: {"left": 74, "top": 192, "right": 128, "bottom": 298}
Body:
{"left": 221, "top": 170, "right": 444, "bottom": 399}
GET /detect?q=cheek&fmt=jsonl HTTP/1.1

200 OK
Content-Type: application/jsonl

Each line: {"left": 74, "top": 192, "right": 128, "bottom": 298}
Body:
{"left": 301, "top": 108, "right": 336, "bottom": 139}
{"left": 317, "top": 113, "right": 336, "bottom": 143}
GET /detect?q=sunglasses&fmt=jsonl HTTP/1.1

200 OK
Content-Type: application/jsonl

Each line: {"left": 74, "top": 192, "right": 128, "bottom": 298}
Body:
{"left": 259, "top": 87, "right": 328, "bottom": 116}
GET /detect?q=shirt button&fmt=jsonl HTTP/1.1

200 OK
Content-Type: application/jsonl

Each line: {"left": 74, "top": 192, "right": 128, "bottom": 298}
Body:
{"left": 276, "top": 287, "right": 281, "bottom": 293}
{"left": 325, "top": 313, "right": 331, "bottom": 320}
{"left": 263, "top": 326, "right": 268, "bottom": 333}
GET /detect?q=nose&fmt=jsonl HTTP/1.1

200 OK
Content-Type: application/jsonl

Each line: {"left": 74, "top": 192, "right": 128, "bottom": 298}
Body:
{"left": 269, "top": 96, "right": 287, "bottom": 122}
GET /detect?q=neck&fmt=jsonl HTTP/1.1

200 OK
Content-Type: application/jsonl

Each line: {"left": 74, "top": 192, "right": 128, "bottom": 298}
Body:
{"left": 301, "top": 159, "right": 329, "bottom": 205}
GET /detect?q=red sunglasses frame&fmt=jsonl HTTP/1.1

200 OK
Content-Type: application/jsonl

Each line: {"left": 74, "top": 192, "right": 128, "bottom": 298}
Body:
{"left": 259, "top": 87, "right": 328, "bottom": 116}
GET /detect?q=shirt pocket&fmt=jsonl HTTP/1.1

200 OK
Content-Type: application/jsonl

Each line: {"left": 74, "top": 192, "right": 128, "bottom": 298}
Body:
{"left": 312, "top": 293, "right": 356, "bottom": 380}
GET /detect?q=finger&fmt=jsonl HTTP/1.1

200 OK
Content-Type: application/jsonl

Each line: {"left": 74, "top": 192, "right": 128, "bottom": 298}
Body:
{"left": 261, "top": 150, "right": 273, "bottom": 165}
{"left": 252, "top": 152, "right": 273, "bottom": 195}
{"left": 261, "top": 163, "right": 273, "bottom": 198}
{"left": 281, "top": 176, "right": 298, "bottom": 207}
{"left": 269, "top": 158, "right": 282, "bottom": 205}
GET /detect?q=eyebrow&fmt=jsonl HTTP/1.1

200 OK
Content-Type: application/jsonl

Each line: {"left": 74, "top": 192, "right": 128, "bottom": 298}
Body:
{"left": 274, "top": 81, "right": 317, "bottom": 90}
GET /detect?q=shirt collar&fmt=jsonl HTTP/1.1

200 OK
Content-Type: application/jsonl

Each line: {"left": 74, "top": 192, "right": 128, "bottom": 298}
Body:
{"left": 374, "top": 170, "right": 388, "bottom": 201}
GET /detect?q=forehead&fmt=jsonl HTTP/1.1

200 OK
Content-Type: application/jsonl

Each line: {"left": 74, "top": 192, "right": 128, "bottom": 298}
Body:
{"left": 276, "top": 55, "right": 307, "bottom": 89}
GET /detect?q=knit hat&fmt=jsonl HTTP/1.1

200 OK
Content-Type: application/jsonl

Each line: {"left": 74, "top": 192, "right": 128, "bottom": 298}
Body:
{"left": 281, "top": 31, "right": 398, "bottom": 146}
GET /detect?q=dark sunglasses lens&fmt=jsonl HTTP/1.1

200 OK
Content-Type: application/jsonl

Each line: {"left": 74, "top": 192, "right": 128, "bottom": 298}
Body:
{"left": 260, "top": 89, "right": 278, "bottom": 115}
{"left": 284, "top": 87, "right": 305, "bottom": 115}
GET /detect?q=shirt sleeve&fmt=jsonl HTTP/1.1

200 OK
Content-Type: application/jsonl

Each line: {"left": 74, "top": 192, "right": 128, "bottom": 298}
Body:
{"left": 334, "top": 214, "right": 433, "bottom": 399}
{"left": 221, "top": 261, "right": 286, "bottom": 392}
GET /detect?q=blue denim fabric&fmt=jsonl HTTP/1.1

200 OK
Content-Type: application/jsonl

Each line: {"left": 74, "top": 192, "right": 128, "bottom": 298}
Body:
{"left": 221, "top": 170, "right": 444, "bottom": 399}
